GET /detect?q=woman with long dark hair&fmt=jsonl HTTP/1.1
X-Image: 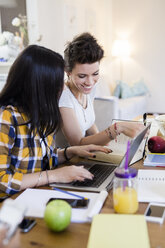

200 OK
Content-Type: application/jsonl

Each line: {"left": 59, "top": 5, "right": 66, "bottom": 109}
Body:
{"left": 0, "top": 45, "right": 110, "bottom": 198}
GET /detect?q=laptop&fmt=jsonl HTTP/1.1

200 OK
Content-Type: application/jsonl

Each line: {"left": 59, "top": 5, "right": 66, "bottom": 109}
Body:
{"left": 51, "top": 124, "right": 151, "bottom": 192}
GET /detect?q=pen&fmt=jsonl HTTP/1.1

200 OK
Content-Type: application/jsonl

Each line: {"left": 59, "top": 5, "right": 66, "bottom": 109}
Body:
{"left": 53, "top": 187, "right": 88, "bottom": 200}
{"left": 143, "top": 113, "right": 147, "bottom": 126}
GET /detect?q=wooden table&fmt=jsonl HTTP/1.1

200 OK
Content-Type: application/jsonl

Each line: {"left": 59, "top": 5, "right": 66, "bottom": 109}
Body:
{"left": 6, "top": 159, "right": 165, "bottom": 248}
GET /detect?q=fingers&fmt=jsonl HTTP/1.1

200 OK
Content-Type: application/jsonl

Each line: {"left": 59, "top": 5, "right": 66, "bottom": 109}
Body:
{"left": 78, "top": 144, "right": 112, "bottom": 160}
{"left": 53, "top": 165, "right": 94, "bottom": 184}
{"left": 98, "top": 147, "right": 112, "bottom": 153}
{"left": 94, "top": 146, "right": 112, "bottom": 153}
{"left": 86, "top": 144, "right": 112, "bottom": 153}
{"left": 76, "top": 173, "right": 93, "bottom": 181}
{"left": 87, "top": 152, "right": 97, "bottom": 158}
{"left": 80, "top": 167, "right": 94, "bottom": 180}
{"left": 74, "top": 166, "right": 93, "bottom": 180}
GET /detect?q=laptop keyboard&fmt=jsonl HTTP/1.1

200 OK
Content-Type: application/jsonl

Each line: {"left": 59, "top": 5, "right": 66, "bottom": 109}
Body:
{"left": 72, "top": 164, "right": 116, "bottom": 188}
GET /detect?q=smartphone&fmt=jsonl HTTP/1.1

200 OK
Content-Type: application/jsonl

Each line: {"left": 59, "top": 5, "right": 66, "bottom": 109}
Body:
{"left": 47, "top": 198, "right": 90, "bottom": 208}
{"left": 144, "top": 203, "right": 165, "bottom": 224}
{"left": 19, "top": 218, "right": 36, "bottom": 233}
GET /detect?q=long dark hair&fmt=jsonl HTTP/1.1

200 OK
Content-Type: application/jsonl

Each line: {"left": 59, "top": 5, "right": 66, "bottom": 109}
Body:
{"left": 0, "top": 45, "right": 64, "bottom": 137}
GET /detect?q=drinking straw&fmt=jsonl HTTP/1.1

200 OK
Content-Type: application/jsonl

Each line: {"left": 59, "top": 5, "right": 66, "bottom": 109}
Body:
{"left": 123, "top": 140, "right": 130, "bottom": 191}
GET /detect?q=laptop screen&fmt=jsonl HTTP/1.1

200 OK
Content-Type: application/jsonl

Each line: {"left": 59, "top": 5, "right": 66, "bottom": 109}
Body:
{"left": 119, "top": 124, "right": 151, "bottom": 168}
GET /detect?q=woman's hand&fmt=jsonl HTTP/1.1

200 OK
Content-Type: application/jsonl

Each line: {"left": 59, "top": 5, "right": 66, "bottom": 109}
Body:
{"left": 117, "top": 122, "right": 145, "bottom": 138}
{"left": 67, "top": 144, "right": 112, "bottom": 159}
{"left": 50, "top": 165, "right": 93, "bottom": 183}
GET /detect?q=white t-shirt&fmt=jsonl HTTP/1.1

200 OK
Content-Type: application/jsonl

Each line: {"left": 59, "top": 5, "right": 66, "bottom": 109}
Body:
{"left": 59, "top": 86, "right": 95, "bottom": 137}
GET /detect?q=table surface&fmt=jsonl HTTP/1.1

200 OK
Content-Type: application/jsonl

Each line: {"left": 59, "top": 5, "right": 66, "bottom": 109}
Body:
{"left": 5, "top": 158, "right": 165, "bottom": 248}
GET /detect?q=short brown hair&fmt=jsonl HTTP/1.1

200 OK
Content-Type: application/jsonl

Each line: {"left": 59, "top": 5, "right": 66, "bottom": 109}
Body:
{"left": 64, "top": 32, "right": 104, "bottom": 72}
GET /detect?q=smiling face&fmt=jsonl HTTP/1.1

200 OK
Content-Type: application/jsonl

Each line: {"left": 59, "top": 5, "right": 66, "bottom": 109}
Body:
{"left": 67, "top": 62, "right": 100, "bottom": 95}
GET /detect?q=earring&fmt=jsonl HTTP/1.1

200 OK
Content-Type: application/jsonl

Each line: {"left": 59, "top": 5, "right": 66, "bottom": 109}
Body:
{"left": 68, "top": 75, "right": 71, "bottom": 83}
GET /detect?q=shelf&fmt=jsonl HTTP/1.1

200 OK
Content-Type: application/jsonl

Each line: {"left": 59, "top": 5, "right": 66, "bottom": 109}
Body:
{"left": 0, "top": 61, "right": 13, "bottom": 67}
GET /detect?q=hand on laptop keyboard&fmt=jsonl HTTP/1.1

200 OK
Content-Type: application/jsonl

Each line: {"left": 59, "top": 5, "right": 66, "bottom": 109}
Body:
{"left": 52, "top": 165, "right": 94, "bottom": 183}
{"left": 72, "top": 164, "right": 116, "bottom": 188}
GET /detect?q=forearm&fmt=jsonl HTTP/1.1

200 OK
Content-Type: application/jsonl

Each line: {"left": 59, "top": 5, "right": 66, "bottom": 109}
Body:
{"left": 21, "top": 165, "right": 89, "bottom": 187}
{"left": 57, "top": 147, "right": 77, "bottom": 164}
{"left": 0, "top": 169, "right": 50, "bottom": 194}
{"left": 80, "top": 124, "right": 118, "bottom": 146}
{"left": 21, "top": 169, "right": 68, "bottom": 189}
{"left": 80, "top": 131, "right": 110, "bottom": 146}
{"left": 20, "top": 168, "right": 71, "bottom": 190}
{"left": 86, "top": 123, "right": 99, "bottom": 136}
{"left": 20, "top": 171, "right": 49, "bottom": 190}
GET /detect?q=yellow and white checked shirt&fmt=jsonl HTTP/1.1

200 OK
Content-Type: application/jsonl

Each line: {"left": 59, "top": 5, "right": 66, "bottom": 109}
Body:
{"left": 0, "top": 105, "right": 58, "bottom": 197}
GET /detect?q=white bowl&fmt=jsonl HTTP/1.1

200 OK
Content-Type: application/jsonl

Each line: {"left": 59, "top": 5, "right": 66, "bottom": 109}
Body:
{"left": 155, "top": 115, "right": 165, "bottom": 136}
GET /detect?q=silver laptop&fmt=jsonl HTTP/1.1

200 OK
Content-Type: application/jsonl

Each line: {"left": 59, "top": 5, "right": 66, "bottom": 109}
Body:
{"left": 51, "top": 124, "right": 150, "bottom": 192}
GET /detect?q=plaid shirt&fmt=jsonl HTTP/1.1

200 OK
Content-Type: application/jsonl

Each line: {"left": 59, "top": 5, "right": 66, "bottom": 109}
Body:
{"left": 0, "top": 105, "right": 58, "bottom": 197}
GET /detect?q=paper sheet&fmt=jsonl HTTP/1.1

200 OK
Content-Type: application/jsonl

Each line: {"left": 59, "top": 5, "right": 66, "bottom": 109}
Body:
{"left": 14, "top": 188, "right": 108, "bottom": 223}
{"left": 138, "top": 169, "right": 165, "bottom": 203}
{"left": 87, "top": 214, "right": 150, "bottom": 248}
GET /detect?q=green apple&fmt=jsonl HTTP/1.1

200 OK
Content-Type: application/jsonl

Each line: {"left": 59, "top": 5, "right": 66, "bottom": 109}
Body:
{"left": 44, "top": 200, "right": 72, "bottom": 232}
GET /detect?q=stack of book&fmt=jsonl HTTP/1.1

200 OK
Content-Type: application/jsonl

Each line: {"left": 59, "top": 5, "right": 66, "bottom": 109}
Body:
{"left": 143, "top": 153, "right": 165, "bottom": 167}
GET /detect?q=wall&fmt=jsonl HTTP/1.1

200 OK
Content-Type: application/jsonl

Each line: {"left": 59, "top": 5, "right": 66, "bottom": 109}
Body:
{"left": 26, "top": 0, "right": 165, "bottom": 113}
{"left": 26, "top": 0, "right": 113, "bottom": 89}
{"left": 26, "top": 0, "right": 112, "bottom": 53}
{"left": 111, "top": 0, "right": 165, "bottom": 113}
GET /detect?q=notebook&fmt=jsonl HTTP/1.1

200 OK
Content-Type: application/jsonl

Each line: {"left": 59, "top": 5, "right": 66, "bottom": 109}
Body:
{"left": 144, "top": 153, "right": 165, "bottom": 167}
{"left": 51, "top": 124, "right": 150, "bottom": 192}
{"left": 14, "top": 188, "right": 108, "bottom": 223}
{"left": 138, "top": 169, "right": 165, "bottom": 203}
{"left": 87, "top": 214, "right": 150, "bottom": 248}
